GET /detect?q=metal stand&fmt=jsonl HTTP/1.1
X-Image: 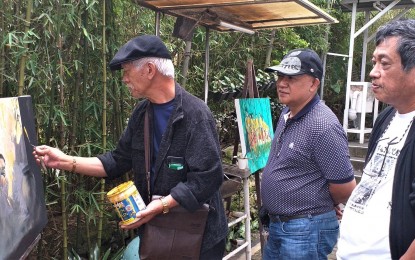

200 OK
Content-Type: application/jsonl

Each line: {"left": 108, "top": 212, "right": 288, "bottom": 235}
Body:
{"left": 223, "top": 59, "right": 265, "bottom": 260}
{"left": 222, "top": 164, "right": 251, "bottom": 260}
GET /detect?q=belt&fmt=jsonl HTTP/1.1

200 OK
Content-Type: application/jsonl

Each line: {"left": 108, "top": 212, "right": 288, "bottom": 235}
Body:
{"left": 269, "top": 213, "right": 314, "bottom": 223}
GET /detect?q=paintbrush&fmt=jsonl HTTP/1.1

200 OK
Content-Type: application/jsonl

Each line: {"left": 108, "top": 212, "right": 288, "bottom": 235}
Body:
{"left": 23, "top": 127, "right": 47, "bottom": 171}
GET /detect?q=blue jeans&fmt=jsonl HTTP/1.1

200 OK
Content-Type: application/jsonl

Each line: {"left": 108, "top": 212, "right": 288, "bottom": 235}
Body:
{"left": 263, "top": 210, "right": 339, "bottom": 260}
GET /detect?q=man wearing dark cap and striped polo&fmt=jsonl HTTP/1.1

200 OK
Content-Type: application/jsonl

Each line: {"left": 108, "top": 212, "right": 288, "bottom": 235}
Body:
{"left": 260, "top": 48, "right": 356, "bottom": 260}
{"left": 33, "top": 35, "right": 228, "bottom": 259}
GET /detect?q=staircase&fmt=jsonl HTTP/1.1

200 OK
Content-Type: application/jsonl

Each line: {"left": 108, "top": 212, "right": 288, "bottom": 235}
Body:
{"left": 349, "top": 141, "right": 368, "bottom": 182}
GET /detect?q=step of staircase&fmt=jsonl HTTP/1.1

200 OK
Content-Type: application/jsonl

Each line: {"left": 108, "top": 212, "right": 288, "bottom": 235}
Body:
{"left": 354, "top": 169, "right": 362, "bottom": 178}
{"left": 348, "top": 141, "right": 368, "bottom": 181}
{"left": 350, "top": 156, "right": 365, "bottom": 163}
{"left": 349, "top": 142, "right": 368, "bottom": 158}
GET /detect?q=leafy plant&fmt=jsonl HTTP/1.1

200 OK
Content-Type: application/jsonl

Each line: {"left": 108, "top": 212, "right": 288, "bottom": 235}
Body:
{"left": 0, "top": 0, "right": 354, "bottom": 258}
{"left": 68, "top": 243, "right": 125, "bottom": 260}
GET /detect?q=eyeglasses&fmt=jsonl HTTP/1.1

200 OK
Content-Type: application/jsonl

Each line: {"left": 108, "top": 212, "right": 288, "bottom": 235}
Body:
{"left": 363, "top": 137, "right": 398, "bottom": 177}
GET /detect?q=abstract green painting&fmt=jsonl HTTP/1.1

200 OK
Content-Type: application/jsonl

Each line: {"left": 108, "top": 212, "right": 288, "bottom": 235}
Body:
{"left": 235, "top": 98, "right": 274, "bottom": 173}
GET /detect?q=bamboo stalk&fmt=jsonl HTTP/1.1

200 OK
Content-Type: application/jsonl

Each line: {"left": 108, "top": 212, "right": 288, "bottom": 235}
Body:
{"left": 264, "top": 29, "right": 276, "bottom": 68}
{"left": 73, "top": 26, "right": 83, "bottom": 257}
{"left": 86, "top": 215, "right": 91, "bottom": 254}
{"left": 0, "top": 0, "right": 4, "bottom": 96}
{"left": 77, "top": 8, "right": 91, "bottom": 254}
{"left": 181, "top": 40, "right": 192, "bottom": 88}
{"left": 17, "top": 0, "right": 33, "bottom": 96}
{"left": 61, "top": 176, "right": 68, "bottom": 260}
{"left": 97, "top": 0, "right": 107, "bottom": 252}
{"left": 54, "top": 2, "right": 69, "bottom": 258}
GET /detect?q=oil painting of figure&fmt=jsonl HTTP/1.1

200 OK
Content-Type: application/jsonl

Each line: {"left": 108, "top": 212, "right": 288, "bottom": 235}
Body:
{"left": 0, "top": 96, "right": 47, "bottom": 259}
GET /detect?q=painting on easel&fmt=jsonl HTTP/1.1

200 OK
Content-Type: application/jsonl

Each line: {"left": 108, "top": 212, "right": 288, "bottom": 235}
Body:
{"left": 235, "top": 98, "right": 274, "bottom": 173}
{"left": 0, "top": 96, "right": 47, "bottom": 259}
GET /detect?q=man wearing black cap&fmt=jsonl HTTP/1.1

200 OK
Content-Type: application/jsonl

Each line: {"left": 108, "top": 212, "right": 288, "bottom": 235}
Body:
{"left": 260, "top": 48, "right": 356, "bottom": 259}
{"left": 33, "top": 35, "right": 228, "bottom": 259}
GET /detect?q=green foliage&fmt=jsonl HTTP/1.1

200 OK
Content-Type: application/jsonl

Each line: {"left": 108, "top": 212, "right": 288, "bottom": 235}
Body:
{"left": 68, "top": 243, "right": 124, "bottom": 260}
{"left": 260, "top": 27, "right": 313, "bottom": 69}
{"left": 0, "top": 0, "right": 356, "bottom": 258}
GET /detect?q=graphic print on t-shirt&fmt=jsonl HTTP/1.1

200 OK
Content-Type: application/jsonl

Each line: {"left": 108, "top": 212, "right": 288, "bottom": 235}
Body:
{"left": 348, "top": 138, "right": 399, "bottom": 214}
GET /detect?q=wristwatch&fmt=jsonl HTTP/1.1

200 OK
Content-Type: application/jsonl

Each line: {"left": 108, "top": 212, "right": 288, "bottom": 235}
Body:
{"left": 160, "top": 196, "right": 169, "bottom": 214}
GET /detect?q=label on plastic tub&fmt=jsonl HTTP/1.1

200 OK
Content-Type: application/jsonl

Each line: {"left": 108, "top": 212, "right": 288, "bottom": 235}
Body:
{"left": 107, "top": 181, "right": 146, "bottom": 225}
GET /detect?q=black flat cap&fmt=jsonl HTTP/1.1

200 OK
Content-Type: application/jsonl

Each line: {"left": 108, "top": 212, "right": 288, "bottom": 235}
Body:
{"left": 109, "top": 35, "right": 172, "bottom": 71}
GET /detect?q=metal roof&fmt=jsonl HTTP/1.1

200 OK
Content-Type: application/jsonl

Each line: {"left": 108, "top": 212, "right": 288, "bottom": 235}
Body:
{"left": 340, "top": 0, "right": 415, "bottom": 12}
{"left": 133, "top": 0, "right": 338, "bottom": 32}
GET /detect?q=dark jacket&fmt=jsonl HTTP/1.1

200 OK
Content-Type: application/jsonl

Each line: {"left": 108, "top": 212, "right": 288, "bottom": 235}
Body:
{"left": 366, "top": 106, "right": 415, "bottom": 259}
{"left": 98, "top": 83, "right": 228, "bottom": 252}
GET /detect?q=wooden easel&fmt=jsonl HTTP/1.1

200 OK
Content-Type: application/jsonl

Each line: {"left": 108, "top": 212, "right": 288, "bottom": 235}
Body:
{"left": 232, "top": 59, "right": 266, "bottom": 254}
{"left": 231, "top": 59, "right": 259, "bottom": 163}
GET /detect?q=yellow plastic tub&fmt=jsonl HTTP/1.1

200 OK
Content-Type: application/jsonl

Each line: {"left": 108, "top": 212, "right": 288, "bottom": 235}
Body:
{"left": 107, "top": 181, "right": 146, "bottom": 225}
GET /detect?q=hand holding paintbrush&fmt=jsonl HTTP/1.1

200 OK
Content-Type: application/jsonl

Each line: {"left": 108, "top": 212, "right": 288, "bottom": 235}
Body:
{"left": 30, "top": 138, "right": 107, "bottom": 177}
{"left": 32, "top": 144, "right": 76, "bottom": 173}
{"left": 23, "top": 127, "right": 47, "bottom": 171}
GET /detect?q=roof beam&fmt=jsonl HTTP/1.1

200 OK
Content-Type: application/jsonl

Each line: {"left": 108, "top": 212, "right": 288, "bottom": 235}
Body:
{"left": 251, "top": 15, "right": 322, "bottom": 24}
{"left": 139, "top": 0, "right": 293, "bottom": 10}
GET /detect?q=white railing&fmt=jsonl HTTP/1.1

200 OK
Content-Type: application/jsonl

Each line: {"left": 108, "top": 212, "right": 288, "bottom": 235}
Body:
{"left": 343, "top": 81, "right": 379, "bottom": 144}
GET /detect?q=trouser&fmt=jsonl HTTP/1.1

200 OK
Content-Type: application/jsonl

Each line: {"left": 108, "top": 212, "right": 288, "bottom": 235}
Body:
{"left": 263, "top": 210, "right": 339, "bottom": 260}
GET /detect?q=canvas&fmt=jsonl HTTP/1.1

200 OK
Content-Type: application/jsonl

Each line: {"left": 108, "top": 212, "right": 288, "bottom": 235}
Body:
{"left": 0, "top": 96, "right": 47, "bottom": 259}
{"left": 235, "top": 98, "right": 274, "bottom": 173}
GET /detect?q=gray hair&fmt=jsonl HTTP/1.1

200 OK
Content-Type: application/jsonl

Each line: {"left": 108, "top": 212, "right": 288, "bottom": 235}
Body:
{"left": 132, "top": 57, "right": 175, "bottom": 79}
{"left": 375, "top": 19, "right": 415, "bottom": 72}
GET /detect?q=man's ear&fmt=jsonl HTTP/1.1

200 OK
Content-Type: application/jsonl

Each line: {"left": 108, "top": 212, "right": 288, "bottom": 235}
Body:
{"left": 310, "top": 78, "right": 320, "bottom": 92}
{"left": 409, "top": 67, "right": 415, "bottom": 86}
{"left": 146, "top": 62, "right": 157, "bottom": 79}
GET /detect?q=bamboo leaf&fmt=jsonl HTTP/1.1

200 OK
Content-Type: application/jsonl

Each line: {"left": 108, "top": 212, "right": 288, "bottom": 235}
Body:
{"left": 82, "top": 27, "right": 89, "bottom": 38}
{"left": 89, "top": 193, "right": 100, "bottom": 211}
{"left": 28, "top": 76, "right": 34, "bottom": 88}
{"left": 102, "top": 247, "right": 113, "bottom": 260}
{"left": 90, "top": 243, "right": 100, "bottom": 260}
{"left": 38, "top": 13, "right": 54, "bottom": 26}
{"left": 27, "top": 29, "right": 40, "bottom": 39}
{"left": 6, "top": 32, "right": 18, "bottom": 47}
{"left": 86, "top": 1, "right": 98, "bottom": 10}
{"left": 70, "top": 204, "right": 87, "bottom": 215}
{"left": 69, "top": 248, "right": 82, "bottom": 260}
{"left": 57, "top": 110, "right": 68, "bottom": 125}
